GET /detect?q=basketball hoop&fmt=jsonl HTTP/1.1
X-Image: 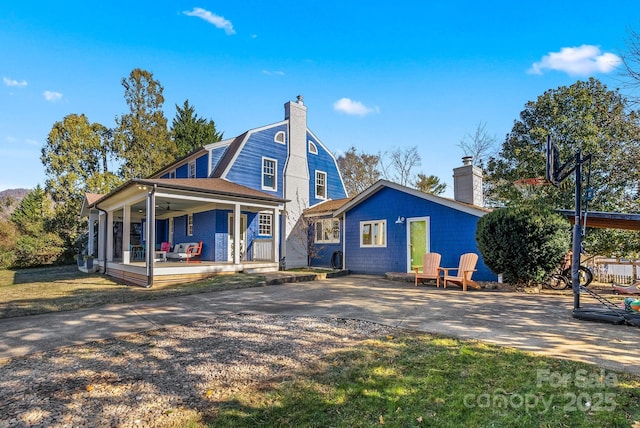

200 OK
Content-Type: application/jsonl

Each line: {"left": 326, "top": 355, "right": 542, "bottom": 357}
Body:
{"left": 513, "top": 177, "right": 551, "bottom": 198}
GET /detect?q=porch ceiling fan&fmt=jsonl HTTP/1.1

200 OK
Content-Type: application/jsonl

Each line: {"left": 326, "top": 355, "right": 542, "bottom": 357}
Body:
{"left": 155, "top": 202, "right": 184, "bottom": 213}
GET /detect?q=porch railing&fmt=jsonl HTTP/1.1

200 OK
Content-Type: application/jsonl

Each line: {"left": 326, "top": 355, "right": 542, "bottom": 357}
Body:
{"left": 252, "top": 238, "right": 273, "bottom": 261}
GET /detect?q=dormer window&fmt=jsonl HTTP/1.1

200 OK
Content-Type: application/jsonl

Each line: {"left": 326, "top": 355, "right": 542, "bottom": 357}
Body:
{"left": 274, "top": 131, "right": 285, "bottom": 144}
{"left": 308, "top": 140, "right": 318, "bottom": 154}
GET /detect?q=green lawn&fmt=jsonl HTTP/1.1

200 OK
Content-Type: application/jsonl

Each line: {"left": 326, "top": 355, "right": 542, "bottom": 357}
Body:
{"left": 210, "top": 335, "right": 640, "bottom": 427}
{"left": 2, "top": 265, "right": 640, "bottom": 427}
{"left": 0, "top": 264, "right": 266, "bottom": 319}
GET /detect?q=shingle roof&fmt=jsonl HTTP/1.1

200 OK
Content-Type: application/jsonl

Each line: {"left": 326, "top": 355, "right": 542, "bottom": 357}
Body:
{"left": 211, "top": 132, "right": 248, "bottom": 178}
{"left": 304, "top": 197, "right": 353, "bottom": 215}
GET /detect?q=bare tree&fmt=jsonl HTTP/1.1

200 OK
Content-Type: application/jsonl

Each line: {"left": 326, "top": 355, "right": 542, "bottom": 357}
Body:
{"left": 336, "top": 146, "right": 382, "bottom": 196}
{"left": 457, "top": 122, "right": 497, "bottom": 168}
{"left": 621, "top": 27, "right": 640, "bottom": 104}
{"left": 381, "top": 146, "right": 421, "bottom": 186}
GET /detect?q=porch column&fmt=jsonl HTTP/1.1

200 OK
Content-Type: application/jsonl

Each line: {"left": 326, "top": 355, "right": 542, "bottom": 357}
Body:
{"left": 106, "top": 211, "right": 114, "bottom": 262}
{"left": 272, "top": 206, "right": 279, "bottom": 263}
{"left": 87, "top": 212, "right": 98, "bottom": 256}
{"left": 122, "top": 205, "right": 131, "bottom": 264}
{"left": 145, "top": 188, "right": 156, "bottom": 287}
{"left": 233, "top": 203, "right": 241, "bottom": 264}
{"left": 97, "top": 211, "right": 106, "bottom": 261}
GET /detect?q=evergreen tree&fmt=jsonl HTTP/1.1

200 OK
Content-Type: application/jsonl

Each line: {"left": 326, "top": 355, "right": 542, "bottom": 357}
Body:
{"left": 171, "top": 99, "right": 223, "bottom": 157}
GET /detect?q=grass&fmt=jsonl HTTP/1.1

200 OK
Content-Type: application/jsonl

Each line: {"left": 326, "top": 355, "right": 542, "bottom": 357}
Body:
{"left": 0, "top": 264, "right": 266, "bottom": 319}
{"left": 209, "top": 334, "right": 640, "bottom": 427}
{"left": 2, "top": 265, "right": 640, "bottom": 426}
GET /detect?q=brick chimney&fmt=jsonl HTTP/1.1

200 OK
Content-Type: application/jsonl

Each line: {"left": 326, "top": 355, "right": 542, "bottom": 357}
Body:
{"left": 453, "top": 156, "right": 483, "bottom": 206}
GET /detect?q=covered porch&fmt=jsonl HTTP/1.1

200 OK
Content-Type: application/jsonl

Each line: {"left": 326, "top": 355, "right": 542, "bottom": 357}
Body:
{"left": 82, "top": 178, "right": 287, "bottom": 287}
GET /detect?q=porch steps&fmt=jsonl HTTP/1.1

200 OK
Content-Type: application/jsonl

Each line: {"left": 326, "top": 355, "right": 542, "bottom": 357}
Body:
{"left": 262, "top": 269, "right": 349, "bottom": 285}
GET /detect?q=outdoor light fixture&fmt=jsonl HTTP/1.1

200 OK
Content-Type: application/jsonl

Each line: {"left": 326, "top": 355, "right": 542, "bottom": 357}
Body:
{"left": 395, "top": 216, "right": 405, "bottom": 224}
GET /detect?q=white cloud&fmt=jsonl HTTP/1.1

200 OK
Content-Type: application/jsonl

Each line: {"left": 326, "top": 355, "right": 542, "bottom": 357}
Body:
{"left": 183, "top": 7, "right": 235, "bottom": 35}
{"left": 262, "top": 70, "right": 285, "bottom": 76}
{"left": 25, "top": 138, "right": 39, "bottom": 147}
{"left": 529, "top": 45, "right": 621, "bottom": 76}
{"left": 43, "top": 91, "right": 63, "bottom": 102}
{"left": 3, "top": 77, "right": 27, "bottom": 88}
{"left": 333, "top": 98, "right": 378, "bottom": 116}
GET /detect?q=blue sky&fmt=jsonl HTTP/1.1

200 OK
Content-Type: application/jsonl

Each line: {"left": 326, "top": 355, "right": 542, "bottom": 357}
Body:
{"left": 0, "top": 1, "right": 636, "bottom": 196}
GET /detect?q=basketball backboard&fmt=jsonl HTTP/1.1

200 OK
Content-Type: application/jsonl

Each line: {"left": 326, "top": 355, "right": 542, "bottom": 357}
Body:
{"left": 545, "top": 136, "right": 560, "bottom": 186}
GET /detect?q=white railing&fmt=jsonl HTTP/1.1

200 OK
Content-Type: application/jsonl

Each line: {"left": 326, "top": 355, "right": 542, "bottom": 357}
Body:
{"left": 252, "top": 239, "right": 273, "bottom": 261}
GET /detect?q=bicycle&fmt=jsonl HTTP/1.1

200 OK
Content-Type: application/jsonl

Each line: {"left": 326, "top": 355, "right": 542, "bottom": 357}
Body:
{"left": 543, "top": 255, "right": 594, "bottom": 290}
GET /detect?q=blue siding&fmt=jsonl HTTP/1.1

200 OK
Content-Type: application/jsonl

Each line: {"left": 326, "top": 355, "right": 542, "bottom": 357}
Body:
{"left": 193, "top": 210, "right": 216, "bottom": 260}
{"left": 196, "top": 154, "right": 209, "bottom": 178}
{"left": 224, "top": 124, "right": 288, "bottom": 197}
{"left": 307, "top": 132, "right": 347, "bottom": 204}
{"left": 175, "top": 164, "right": 189, "bottom": 178}
{"left": 210, "top": 146, "right": 227, "bottom": 174}
{"left": 344, "top": 187, "right": 496, "bottom": 281}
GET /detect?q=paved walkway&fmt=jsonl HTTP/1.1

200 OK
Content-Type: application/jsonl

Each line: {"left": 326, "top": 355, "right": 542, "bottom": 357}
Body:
{"left": 1, "top": 274, "right": 638, "bottom": 374}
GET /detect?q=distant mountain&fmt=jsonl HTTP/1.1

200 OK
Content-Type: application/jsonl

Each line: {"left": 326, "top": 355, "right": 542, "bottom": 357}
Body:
{"left": 0, "top": 188, "right": 31, "bottom": 220}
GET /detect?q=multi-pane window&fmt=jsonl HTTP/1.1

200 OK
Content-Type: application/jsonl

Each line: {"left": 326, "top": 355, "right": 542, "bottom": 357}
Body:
{"left": 169, "top": 170, "right": 176, "bottom": 179}
{"left": 188, "top": 162, "right": 196, "bottom": 178}
{"left": 308, "top": 140, "right": 318, "bottom": 154}
{"left": 187, "top": 214, "right": 194, "bottom": 236}
{"left": 274, "top": 131, "right": 285, "bottom": 144}
{"left": 258, "top": 213, "right": 272, "bottom": 236}
{"left": 315, "top": 171, "right": 327, "bottom": 199}
{"left": 262, "top": 158, "right": 277, "bottom": 191}
{"left": 315, "top": 218, "right": 340, "bottom": 244}
{"left": 360, "top": 220, "right": 386, "bottom": 247}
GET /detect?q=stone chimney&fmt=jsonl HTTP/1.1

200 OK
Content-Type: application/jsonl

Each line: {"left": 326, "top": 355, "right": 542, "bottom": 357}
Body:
{"left": 453, "top": 156, "right": 483, "bottom": 206}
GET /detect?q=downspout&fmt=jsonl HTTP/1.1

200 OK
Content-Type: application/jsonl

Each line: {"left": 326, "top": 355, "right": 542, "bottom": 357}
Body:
{"left": 96, "top": 206, "right": 108, "bottom": 274}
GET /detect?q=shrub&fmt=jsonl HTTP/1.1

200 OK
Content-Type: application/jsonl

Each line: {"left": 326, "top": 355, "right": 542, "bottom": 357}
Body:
{"left": 476, "top": 206, "right": 570, "bottom": 285}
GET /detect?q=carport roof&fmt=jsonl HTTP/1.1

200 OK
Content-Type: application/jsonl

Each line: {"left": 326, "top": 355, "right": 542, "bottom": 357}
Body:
{"left": 558, "top": 209, "right": 640, "bottom": 231}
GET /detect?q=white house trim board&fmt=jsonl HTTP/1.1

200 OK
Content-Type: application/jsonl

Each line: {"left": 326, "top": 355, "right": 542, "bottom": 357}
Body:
{"left": 307, "top": 128, "right": 348, "bottom": 194}
{"left": 217, "top": 121, "right": 288, "bottom": 179}
{"left": 333, "top": 179, "right": 488, "bottom": 218}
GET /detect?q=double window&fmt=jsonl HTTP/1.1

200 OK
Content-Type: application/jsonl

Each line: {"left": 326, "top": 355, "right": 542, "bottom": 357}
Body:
{"left": 262, "top": 157, "right": 277, "bottom": 191}
{"left": 315, "top": 218, "right": 340, "bottom": 244}
{"left": 360, "top": 220, "right": 386, "bottom": 247}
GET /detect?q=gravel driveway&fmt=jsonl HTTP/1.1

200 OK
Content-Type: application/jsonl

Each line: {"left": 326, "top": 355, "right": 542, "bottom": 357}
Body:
{"left": 0, "top": 314, "right": 395, "bottom": 427}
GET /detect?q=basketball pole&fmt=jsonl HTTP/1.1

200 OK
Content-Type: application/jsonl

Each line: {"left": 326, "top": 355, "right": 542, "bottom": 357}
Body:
{"left": 572, "top": 151, "right": 582, "bottom": 310}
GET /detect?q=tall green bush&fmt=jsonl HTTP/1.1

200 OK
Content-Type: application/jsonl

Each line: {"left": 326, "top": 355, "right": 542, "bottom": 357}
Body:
{"left": 476, "top": 206, "right": 570, "bottom": 285}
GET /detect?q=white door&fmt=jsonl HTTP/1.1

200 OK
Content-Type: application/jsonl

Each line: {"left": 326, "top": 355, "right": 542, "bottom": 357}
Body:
{"left": 228, "top": 214, "right": 247, "bottom": 261}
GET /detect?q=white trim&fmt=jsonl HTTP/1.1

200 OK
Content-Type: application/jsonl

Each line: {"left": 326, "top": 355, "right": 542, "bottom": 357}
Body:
{"left": 359, "top": 219, "right": 387, "bottom": 248}
{"left": 258, "top": 212, "right": 272, "bottom": 236}
{"left": 307, "top": 129, "right": 348, "bottom": 196}
{"left": 315, "top": 218, "right": 340, "bottom": 244}
{"left": 406, "top": 216, "right": 430, "bottom": 272}
{"left": 308, "top": 140, "right": 318, "bottom": 154}
{"left": 262, "top": 157, "right": 278, "bottom": 191}
{"left": 218, "top": 121, "right": 288, "bottom": 179}
{"left": 187, "top": 213, "right": 194, "bottom": 236}
{"left": 334, "top": 179, "right": 488, "bottom": 218}
{"left": 274, "top": 131, "right": 286, "bottom": 144}
{"left": 315, "top": 170, "right": 327, "bottom": 199}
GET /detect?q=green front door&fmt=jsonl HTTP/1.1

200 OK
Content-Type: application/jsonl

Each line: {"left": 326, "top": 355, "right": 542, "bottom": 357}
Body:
{"left": 408, "top": 217, "right": 430, "bottom": 272}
